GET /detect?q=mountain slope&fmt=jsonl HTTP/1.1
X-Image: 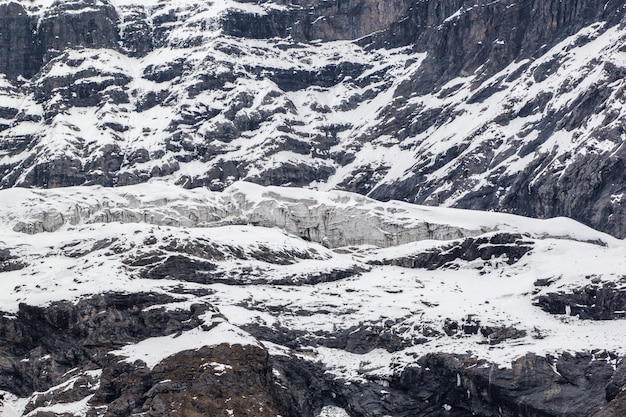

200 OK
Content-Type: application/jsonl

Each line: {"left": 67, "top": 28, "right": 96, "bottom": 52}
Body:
{"left": 1, "top": 182, "right": 626, "bottom": 417}
{"left": 0, "top": 0, "right": 625, "bottom": 236}
{"left": 2, "top": 1, "right": 626, "bottom": 416}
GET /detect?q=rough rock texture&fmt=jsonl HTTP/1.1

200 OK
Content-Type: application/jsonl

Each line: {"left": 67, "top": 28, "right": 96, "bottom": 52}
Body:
{"left": 0, "top": 292, "right": 623, "bottom": 417}
{"left": 0, "top": 292, "right": 211, "bottom": 396}
{"left": 534, "top": 280, "right": 626, "bottom": 320}
{"left": 2, "top": 1, "right": 626, "bottom": 415}
{"left": 594, "top": 389, "right": 626, "bottom": 417}
{"left": 370, "top": 0, "right": 625, "bottom": 85}
{"left": 384, "top": 352, "right": 617, "bottom": 417}
{"left": 93, "top": 344, "right": 292, "bottom": 417}
{"left": 38, "top": 0, "right": 119, "bottom": 56}
{"left": 369, "top": 232, "right": 534, "bottom": 270}
{"left": 0, "top": 183, "right": 625, "bottom": 416}
{"left": 0, "top": 2, "right": 40, "bottom": 78}
{"left": 0, "top": 248, "right": 25, "bottom": 272}
{"left": 0, "top": 293, "right": 319, "bottom": 417}
{"left": 0, "top": 0, "right": 625, "bottom": 237}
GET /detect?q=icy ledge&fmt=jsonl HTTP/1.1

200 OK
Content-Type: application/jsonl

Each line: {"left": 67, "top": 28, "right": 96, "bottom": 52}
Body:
{"left": 0, "top": 181, "right": 616, "bottom": 248}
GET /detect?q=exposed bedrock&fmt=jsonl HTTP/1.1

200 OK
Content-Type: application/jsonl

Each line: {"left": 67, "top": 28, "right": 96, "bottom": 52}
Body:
{"left": 0, "top": 292, "right": 212, "bottom": 396}
{"left": 92, "top": 343, "right": 296, "bottom": 417}
{"left": 0, "top": 293, "right": 625, "bottom": 417}
{"left": 535, "top": 279, "right": 626, "bottom": 320}
{"left": 371, "top": 0, "right": 626, "bottom": 88}
{"left": 369, "top": 233, "right": 534, "bottom": 270}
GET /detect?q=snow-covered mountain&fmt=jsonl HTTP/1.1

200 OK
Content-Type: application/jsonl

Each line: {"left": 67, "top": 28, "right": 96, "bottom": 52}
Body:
{"left": 2, "top": 0, "right": 626, "bottom": 416}
{"left": 1, "top": 182, "right": 626, "bottom": 417}
{"left": 1, "top": 0, "right": 626, "bottom": 237}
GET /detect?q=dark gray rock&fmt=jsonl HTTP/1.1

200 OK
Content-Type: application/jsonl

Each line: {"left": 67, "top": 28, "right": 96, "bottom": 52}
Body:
{"left": 259, "top": 62, "right": 369, "bottom": 92}
{"left": 18, "top": 156, "right": 85, "bottom": 188}
{"left": 369, "top": 233, "right": 533, "bottom": 270}
{"left": 366, "top": 0, "right": 624, "bottom": 89}
{"left": 0, "top": 291, "right": 623, "bottom": 417}
{"left": 0, "top": 248, "right": 26, "bottom": 272}
{"left": 0, "top": 292, "right": 212, "bottom": 396}
{"left": 118, "top": 5, "right": 153, "bottom": 57}
{"left": 93, "top": 343, "right": 295, "bottom": 417}
{"left": 34, "top": 60, "right": 132, "bottom": 111}
{"left": 129, "top": 236, "right": 364, "bottom": 285}
{"left": 388, "top": 352, "right": 616, "bottom": 417}
{"left": 37, "top": 0, "right": 119, "bottom": 60}
{"left": 0, "top": 3, "right": 41, "bottom": 79}
{"left": 248, "top": 162, "right": 336, "bottom": 188}
{"left": 500, "top": 147, "right": 626, "bottom": 241}
{"left": 222, "top": 9, "right": 293, "bottom": 40}
{"left": 534, "top": 280, "right": 626, "bottom": 320}
{"left": 593, "top": 389, "right": 626, "bottom": 417}
{"left": 0, "top": 0, "right": 120, "bottom": 80}
{"left": 606, "top": 358, "right": 626, "bottom": 402}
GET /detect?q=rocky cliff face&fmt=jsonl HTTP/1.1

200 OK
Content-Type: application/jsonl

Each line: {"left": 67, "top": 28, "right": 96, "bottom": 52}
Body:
{"left": 0, "top": 0, "right": 625, "bottom": 237}
{"left": 2, "top": 1, "right": 626, "bottom": 416}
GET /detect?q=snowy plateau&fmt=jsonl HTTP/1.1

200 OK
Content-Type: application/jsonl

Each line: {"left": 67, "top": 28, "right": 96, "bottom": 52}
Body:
{"left": 1, "top": 0, "right": 626, "bottom": 416}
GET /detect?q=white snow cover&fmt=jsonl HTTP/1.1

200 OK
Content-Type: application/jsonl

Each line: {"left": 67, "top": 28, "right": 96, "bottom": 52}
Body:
{"left": 317, "top": 406, "right": 352, "bottom": 417}
{"left": 1, "top": 3, "right": 623, "bottom": 210}
{"left": 0, "top": 0, "right": 625, "bottom": 414}
{"left": 0, "top": 392, "right": 29, "bottom": 417}
{"left": 110, "top": 322, "right": 260, "bottom": 369}
{"left": 0, "top": 0, "right": 623, "bottom": 244}
{"left": 1, "top": 181, "right": 626, "bottom": 414}
{"left": 0, "top": 370, "right": 102, "bottom": 417}
{"left": 0, "top": 181, "right": 615, "bottom": 246}
{"left": 0, "top": 182, "right": 625, "bottom": 372}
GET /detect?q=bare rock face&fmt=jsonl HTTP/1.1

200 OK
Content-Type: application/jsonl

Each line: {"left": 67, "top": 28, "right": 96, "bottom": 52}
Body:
{"left": 357, "top": 0, "right": 626, "bottom": 237}
{"left": 371, "top": 0, "right": 624, "bottom": 86}
{"left": 0, "top": 3, "right": 41, "bottom": 78}
{"left": 369, "top": 232, "right": 534, "bottom": 270}
{"left": 94, "top": 344, "right": 290, "bottom": 417}
{"left": 593, "top": 390, "right": 626, "bottom": 417}
{"left": 377, "top": 352, "right": 616, "bottom": 417}
{"left": 221, "top": 0, "right": 412, "bottom": 41}
{"left": 535, "top": 280, "right": 626, "bottom": 320}
{"left": 0, "top": 293, "right": 211, "bottom": 396}
{"left": 37, "top": 0, "right": 119, "bottom": 58}
{"left": 0, "top": 293, "right": 312, "bottom": 417}
{"left": 0, "top": 0, "right": 119, "bottom": 80}
{"left": 1, "top": 290, "right": 623, "bottom": 417}
{"left": 290, "top": 0, "right": 410, "bottom": 41}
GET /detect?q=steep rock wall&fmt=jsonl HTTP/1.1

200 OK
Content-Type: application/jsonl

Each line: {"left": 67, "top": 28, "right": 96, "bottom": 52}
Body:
{"left": 0, "top": 0, "right": 626, "bottom": 238}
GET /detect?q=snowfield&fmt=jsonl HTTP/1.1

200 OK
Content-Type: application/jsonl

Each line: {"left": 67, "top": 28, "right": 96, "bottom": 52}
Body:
{"left": 1, "top": 182, "right": 625, "bottom": 380}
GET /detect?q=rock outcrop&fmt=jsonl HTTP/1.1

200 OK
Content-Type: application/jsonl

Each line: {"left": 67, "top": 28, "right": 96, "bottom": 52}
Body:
{"left": 93, "top": 343, "right": 292, "bottom": 417}
{"left": 0, "top": 2, "right": 40, "bottom": 78}
{"left": 0, "top": 292, "right": 212, "bottom": 396}
{"left": 368, "top": 232, "right": 534, "bottom": 270}
{"left": 1, "top": 293, "right": 622, "bottom": 417}
{"left": 535, "top": 279, "right": 626, "bottom": 320}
